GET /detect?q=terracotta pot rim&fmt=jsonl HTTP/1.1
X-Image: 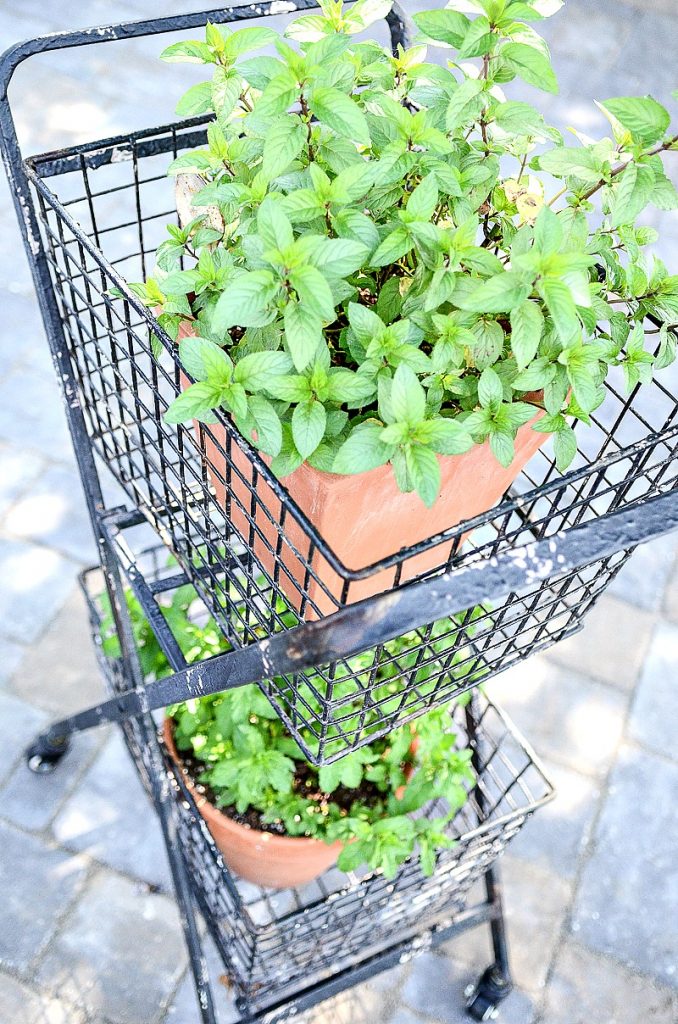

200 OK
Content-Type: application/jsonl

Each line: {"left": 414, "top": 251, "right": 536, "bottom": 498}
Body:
{"left": 162, "top": 717, "right": 342, "bottom": 853}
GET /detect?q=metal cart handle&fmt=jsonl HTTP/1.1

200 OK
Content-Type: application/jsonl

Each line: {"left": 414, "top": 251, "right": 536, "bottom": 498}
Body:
{"left": 7, "top": 4, "right": 678, "bottom": 750}
{"left": 0, "top": 1, "right": 411, "bottom": 132}
{"left": 36, "top": 488, "right": 678, "bottom": 747}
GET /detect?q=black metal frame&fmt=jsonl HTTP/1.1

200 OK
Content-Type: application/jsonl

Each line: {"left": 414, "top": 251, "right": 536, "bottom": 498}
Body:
{"left": 2, "top": 3, "right": 678, "bottom": 1022}
{"left": 80, "top": 547, "right": 554, "bottom": 1021}
{"left": 18, "top": 104, "right": 678, "bottom": 762}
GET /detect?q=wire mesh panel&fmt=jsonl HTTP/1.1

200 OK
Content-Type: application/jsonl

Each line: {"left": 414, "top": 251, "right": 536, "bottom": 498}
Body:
{"left": 26, "top": 125, "right": 678, "bottom": 757}
{"left": 111, "top": 523, "right": 628, "bottom": 763}
{"left": 82, "top": 563, "right": 553, "bottom": 1014}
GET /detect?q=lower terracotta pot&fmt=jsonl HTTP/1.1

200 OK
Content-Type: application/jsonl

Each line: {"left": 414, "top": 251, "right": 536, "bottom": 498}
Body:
{"left": 175, "top": 320, "right": 549, "bottom": 618}
{"left": 163, "top": 719, "right": 342, "bottom": 889}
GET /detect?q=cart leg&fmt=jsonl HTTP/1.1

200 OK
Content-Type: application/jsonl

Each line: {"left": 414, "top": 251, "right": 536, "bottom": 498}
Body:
{"left": 152, "top": 788, "right": 218, "bottom": 1024}
{"left": 463, "top": 698, "right": 513, "bottom": 1021}
{"left": 465, "top": 861, "right": 513, "bottom": 1021}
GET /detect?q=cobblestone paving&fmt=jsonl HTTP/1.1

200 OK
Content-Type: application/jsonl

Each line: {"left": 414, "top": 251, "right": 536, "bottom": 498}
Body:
{"left": 0, "top": 2, "right": 677, "bottom": 1022}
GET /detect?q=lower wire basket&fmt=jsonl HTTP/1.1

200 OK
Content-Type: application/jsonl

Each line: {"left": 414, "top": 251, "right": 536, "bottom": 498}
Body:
{"left": 81, "top": 564, "right": 554, "bottom": 1014}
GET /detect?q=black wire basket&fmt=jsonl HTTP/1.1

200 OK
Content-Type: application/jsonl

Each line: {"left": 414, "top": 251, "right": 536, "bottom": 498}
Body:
{"left": 5, "top": 6, "right": 678, "bottom": 1023}
{"left": 81, "top": 558, "right": 553, "bottom": 1016}
{"left": 25, "top": 122, "right": 678, "bottom": 760}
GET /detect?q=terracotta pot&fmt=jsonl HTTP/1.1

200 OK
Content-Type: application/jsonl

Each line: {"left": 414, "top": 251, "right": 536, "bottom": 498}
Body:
{"left": 175, "top": 321, "right": 549, "bottom": 618}
{"left": 163, "top": 719, "right": 343, "bottom": 889}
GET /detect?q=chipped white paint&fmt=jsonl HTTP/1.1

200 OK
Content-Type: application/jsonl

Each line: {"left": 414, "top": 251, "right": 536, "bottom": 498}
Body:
{"left": 111, "top": 146, "right": 133, "bottom": 163}
{"left": 17, "top": 191, "right": 41, "bottom": 254}
{"left": 398, "top": 929, "right": 433, "bottom": 963}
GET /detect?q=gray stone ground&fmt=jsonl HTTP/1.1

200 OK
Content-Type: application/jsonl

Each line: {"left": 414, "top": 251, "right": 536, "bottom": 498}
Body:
{"left": 0, "top": 1, "right": 677, "bottom": 1022}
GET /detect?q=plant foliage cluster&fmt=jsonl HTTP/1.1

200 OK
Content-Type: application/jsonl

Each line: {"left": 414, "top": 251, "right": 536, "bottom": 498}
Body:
{"left": 171, "top": 692, "right": 474, "bottom": 879}
{"left": 101, "top": 581, "right": 482, "bottom": 878}
{"left": 129, "top": 0, "right": 678, "bottom": 506}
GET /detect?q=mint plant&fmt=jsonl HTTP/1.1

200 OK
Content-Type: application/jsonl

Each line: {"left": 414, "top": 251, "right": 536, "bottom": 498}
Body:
{"left": 101, "top": 575, "right": 484, "bottom": 878}
{"left": 170, "top": 693, "right": 474, "bottom": 879}
{"left": 130, "top": 0, "right": 678, "bottom": 505}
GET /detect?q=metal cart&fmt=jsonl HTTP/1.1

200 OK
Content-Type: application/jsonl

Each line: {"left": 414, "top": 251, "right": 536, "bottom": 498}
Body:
{"left": 2, "top": 3, "right": 677, "bottom": 1021}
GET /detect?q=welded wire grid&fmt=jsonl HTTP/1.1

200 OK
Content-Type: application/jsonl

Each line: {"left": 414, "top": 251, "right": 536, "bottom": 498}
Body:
{"left": 27, "top": 124, "right": 678, "bottom": 760}
{"left": 112, "top": 517, "right": 629, "bottom": 764}
{"left": 82, "top": 563, "right": 553, "bottom": 1012}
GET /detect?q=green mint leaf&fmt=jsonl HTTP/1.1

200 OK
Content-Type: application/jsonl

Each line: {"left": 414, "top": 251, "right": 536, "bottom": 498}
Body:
{"left": 333, "top": 423, "right": 395, "bottom": 474}
{"left": 223, "top": 25, "right": 277, "bottom": 58}
{"left": 159, "top": 269, "right": 201, "bottom": 296}
{"left": 656, "top": 325, "right": 678, "bottom": 370}
{"left": 238, "top": 55, "right": 284, "bottom": 91}
{"left": 512, "top": 356, "right": 557, "bottom": 391}
{"left": 289, "top": 266, "right": 336, "bottom": 322}
{"left": 564, "top": 352, "right": 599, "bottom": 413}
{"left": 180, "top": 335, "right": 233, "bottom": 384}
{"left": 502, "top": 42, "right": 558, "bottom": 95}
{"left": 348, "top": 302, "right": 385, "bottom": 346}
{"left": 212, "top": 271, "right": 280, "bottom": 332}
{"left": 333, "top": 209, "right": 381, "bottom": 251}
{"left": 478, "top": 366, "right": 504, "bottom": 408}
{"left": 311, "top": 237, "right": 370, "bottom": 279}
{"left": 344, "top": 0, "right": 394, "bottom": 31}
{"left": 406, "top": 444, "right": 441, "bottom": 508}
{"left": 371, "top": 226, "right": 413, "bottom": 267}
{"left": 533, "top": 205, "right": 563, "bottom": 255}
{"left": 418, "top": 418, "right": 474, "bottom": 456}
{"left": 553, "top": 423, "right": 577, "bottom": 471}
{"left": 539, "top": 277, "right": 580, "bottom": 346}
{"left": 221, "top": 381, "right": 248, "bottom": 421}
{"left": 459, "top": 271, "right": 533, "bottom": 314}
{"left": 326, "top": 368, "right": 377, "bottom": 404}
{"left": 257, "top": 199, "right": 294, "bottom": 251}
{"left": 494, "top": 99, "right": 546, "bottom": 137}
{"left": 291, "top": 399, "right": 327, "bottom": 458}
{"left": 376, "top": 277, "right": 404, "bottom": 324}
{"left": 471, "top": 320, "right": 505, "bottom": 369}
{"left": 457, "top": 17, "right": 495, "bottom": 60}
{"left": 446, "top": 78, "right": 485, "bottom": 132}
{"left": 413, "top": 9, "right": 470, "bottom": 48}
{"left": 405, "top": 174, "right": 439, "bottom": 222}
{"left": 536, "top": 145, "right": 602, "bottom": 185}
{"left": 175, "top": 81, "right": 213, "bottom": 117}
{"left": 391, "top": 364, "right": 427, "bottom": 425}
{"left": 510, "top": 300, "right": 544, "bottom": 370}
{"left": 160, "top": 40, "right": 215, "bottom": 64}
{"left": 254, "top": 70, "right": 298, "bottom": 119}
{"left": 263, "top": 374, "right": 312, "bottom": 403}
{"left": 285, "top": 15, "right": 332, "bottom": 43}
{"left": 245, "top": 394, "right": 283, "bottom": 457}
{"left": 233, "top": 350, "right": 292, "bottom": 390}
{"left": 262, "top": 116, "right": 308, "bottom": 179}
{"left": 283, "top": 189, "right": 325, "bottom": 224}
{"left": 211, "top": 68, "right": 241, "bottom": 124}
{"left": 600, "top": 96, "right": 670, "bottom": 147}
{"left": 330, "top": 161, "right": 376, "bottom": 203}
{"left": 318, "top": 761, "right": 343, "bottom": 794}
{"left": 164, "top": 382, "right": 222, "bottom": 424}
{"left": 610, "top": 163, "right": 656, "bottom": 228}
{"left": 489, "top": 428, "right": 515, "bottom": 468}
{"left": 309, "top": 86, "right": 371, "bottom": 145}
{"left": 284, "top": 300, "right": 324, "bottom": 371}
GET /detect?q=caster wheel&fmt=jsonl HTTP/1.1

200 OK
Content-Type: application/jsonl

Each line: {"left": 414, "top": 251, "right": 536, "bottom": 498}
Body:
{"left": 466, "top": 990, "right": 499, "bottom": 1021}
{"left": 25, "top": 736, "right": 70, "bottom": 774}
{"left": 466, "top": 965, "right": 512, "bottom": 1022}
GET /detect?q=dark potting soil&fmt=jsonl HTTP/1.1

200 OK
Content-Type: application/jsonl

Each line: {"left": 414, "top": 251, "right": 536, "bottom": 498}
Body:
{"left": 176, "top": 748, "right": 386, "bottom": 836}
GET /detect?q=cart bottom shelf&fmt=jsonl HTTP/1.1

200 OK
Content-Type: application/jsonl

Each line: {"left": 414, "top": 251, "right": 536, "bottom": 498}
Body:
{"left": 79, "top": 561, "right": 553, "bottom": 1020}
